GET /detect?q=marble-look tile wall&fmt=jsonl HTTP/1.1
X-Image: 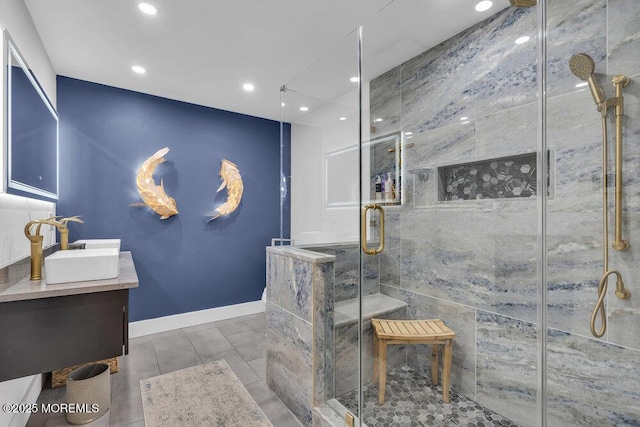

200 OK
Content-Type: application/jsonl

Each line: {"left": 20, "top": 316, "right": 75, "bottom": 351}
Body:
{"left": 369, "top": 0, "right": 640, "bottom": 426}
{"left": 543, "top": 0, "right": 640, "bottom": 425}
{"left": 305, "top": 244, "right": 379, "bottom": 302}
{"left": 266, "top": 302, "right": 313, "bottom": 424}
{"left": 266, "top": 247, "right": 335, "bottom": 426}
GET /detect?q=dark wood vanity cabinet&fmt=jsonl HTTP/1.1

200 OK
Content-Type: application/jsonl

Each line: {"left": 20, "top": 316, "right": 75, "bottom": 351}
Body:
{"left": 0, "top": 252, "right": 138, "bottom": 382}
{"left": 0, "top": 289, "right": 129, "bottom": 382}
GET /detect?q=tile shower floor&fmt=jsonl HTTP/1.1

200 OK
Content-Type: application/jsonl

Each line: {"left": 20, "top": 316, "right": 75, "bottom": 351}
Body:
{"left": 339, "top": 366, "right": 520, "bottom": 427}
{"left": 26, "top": 312, "right": 302, "bottom": 427}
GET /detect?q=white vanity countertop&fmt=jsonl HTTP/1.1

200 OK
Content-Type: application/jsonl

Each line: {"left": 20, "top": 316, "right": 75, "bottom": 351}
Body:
{"left": 0, "top": 251, "right": 139, "bottom": 303}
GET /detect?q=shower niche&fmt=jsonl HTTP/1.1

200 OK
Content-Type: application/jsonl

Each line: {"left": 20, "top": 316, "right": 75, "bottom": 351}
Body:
{"left": 437, "top": 151, "right": 551, "bottom": 202}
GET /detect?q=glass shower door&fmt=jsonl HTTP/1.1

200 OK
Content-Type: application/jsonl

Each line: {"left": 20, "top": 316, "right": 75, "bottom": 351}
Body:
{"left": 275, "top": 29, "right": 366, "bottom": 425}
{"left": 544, "top": 0, "right": 640, "bottom": 425}
{"left": 274, "top": 1, "right": 640, "bottom": 425}
{"left": 359, "top": 1, "right": 541, "bottom": 426}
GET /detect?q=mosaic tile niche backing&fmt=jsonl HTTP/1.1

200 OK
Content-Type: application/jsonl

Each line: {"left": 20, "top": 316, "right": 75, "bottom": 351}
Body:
{"left": 438, "top": 152, "right": 544, "bottom": 201}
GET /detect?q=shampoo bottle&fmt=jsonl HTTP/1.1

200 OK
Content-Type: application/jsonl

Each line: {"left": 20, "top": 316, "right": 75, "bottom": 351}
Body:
{"left": 385, "top": 173, "right": 392, "bottom": 201}
{"left": 375, "top": 175, "right": 382, "bottom": 201}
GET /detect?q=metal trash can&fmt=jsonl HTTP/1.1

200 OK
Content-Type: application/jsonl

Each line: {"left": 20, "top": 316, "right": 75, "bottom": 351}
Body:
{"left": 66, "top": 363, "right": 110, "bottom": 424}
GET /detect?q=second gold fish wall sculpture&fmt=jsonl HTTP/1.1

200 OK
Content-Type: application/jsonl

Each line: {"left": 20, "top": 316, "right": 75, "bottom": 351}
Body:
{"left": 208, "top": 159, "right": 244, "bottom": 221}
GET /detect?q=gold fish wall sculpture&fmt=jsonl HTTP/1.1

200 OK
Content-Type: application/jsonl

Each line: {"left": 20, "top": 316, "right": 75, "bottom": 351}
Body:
{"left": 134, "top": 147, "right": 178, "bottom": 219}
{"left": 208, "top": 159, "right": 243, "bottom": 221}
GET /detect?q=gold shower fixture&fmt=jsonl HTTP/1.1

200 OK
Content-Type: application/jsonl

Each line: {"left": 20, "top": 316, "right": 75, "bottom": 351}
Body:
{"left": 570, "top": 53, "right": 632, "bottom": 337}
{"left": 510, "top": 0, "right": 537, "bottom": 7}
{"left": 591, "top": 270, "right": 630, "bottom": 337}
{"left": 611, "top": 74, "right": 630, "bottom": 251}
{"left": 569, "top": 53, "right": 630, "bottom": 251}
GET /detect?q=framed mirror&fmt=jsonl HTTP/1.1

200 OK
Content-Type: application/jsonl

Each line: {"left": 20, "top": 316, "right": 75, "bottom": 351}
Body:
{"left": 3, "top": 30, "right": 58, "bottom": 200}
{"left": 325, "top": 131, "right": 403, "bottom": 207}
{"left": 325, "top": 144, "right": 359, "bottom": 207}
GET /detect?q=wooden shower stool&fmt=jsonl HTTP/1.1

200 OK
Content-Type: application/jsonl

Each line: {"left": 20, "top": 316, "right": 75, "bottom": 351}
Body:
{"left": 372, "top": 318, "right": 456, "bottom": 404}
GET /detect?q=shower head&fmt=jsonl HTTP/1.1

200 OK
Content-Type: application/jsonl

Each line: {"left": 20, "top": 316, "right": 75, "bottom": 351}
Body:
{"left": 510, "top": 0, "right": 537, "bottom": 6}
{"left": 569, "top": 53, "right": 596, "bottom": 80}
{"left": 569, "top": 53, "right": 605, "bottom": 107}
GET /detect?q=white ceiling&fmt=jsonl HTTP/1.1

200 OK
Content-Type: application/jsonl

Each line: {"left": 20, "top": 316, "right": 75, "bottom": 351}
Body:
{"left": 24, "top": 0, "right": 510, "bottom": 122}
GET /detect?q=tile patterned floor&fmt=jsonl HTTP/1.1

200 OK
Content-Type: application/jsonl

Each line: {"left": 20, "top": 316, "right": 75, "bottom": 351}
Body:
{"left": 26, "top": 313, "right": 521, "bottom": 427}
{"left": 339, "top": 367, "right": 521, "bottom": 427}
{"left": 26, "top": 312, "right": 302, "bottom": 427}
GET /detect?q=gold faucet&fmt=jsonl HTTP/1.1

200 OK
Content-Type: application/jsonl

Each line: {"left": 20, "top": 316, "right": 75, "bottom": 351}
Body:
{"left": 24, "top": 216, "right": 84, "bottom": 280}
{"left": 55, "top": 216, "right": 84, "bottom": 250}
{"left": 25, "top": 218, "right": 58, "bottom": 280}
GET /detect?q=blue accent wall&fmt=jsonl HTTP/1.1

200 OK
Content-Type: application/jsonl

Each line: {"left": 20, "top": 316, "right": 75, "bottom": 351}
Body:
{"left": 57, "top": 76, "right": 290, "bottom": 321}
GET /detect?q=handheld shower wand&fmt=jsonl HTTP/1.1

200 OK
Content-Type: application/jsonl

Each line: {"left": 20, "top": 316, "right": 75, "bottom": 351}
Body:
{"left": 569, "top": 53, "right": 606, "bottom": 111}
{"left": 569, "top": 53, "right": 632, "bottom": 337}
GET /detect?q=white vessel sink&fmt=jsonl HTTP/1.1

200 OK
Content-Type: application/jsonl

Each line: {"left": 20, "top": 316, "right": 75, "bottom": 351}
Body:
{"left": 45, "top": 248, "right": 119, "bottom": 284}
{"left": 73, "top": 239, "right": 121, "bottom": 251}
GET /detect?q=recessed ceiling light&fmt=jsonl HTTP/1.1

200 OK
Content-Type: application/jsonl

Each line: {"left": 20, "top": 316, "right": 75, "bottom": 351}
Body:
{"left": 405, "top": 132, "right": 413, "bottom": 136}
{"left": 350, "top": 77, "right": 359, "bottom": 83}
{"left": 138, "top": 2, "right": 158, "bottom": 15}
{"left": 131, "top": 65, "right": 146, "bottom": 74}
{"left": 375, "top": 118, "right": 383, "bottom": 122}
{"left": 243, "top": 83, "right": 255, "bottom": 92}
{"left": 281, "top": 102, "right": 286, "bottom": 107}
{"left": 461, "top": 121, "right": 470, "bottom": 125}
{"left": 575, "top": 82, "right": 589, "bottom": 88}
{"left": 460, "top": 116, "right": 469, "bottom": 121}
{"left": 406, "top": 135, "right": 413, "bottom": 139}
{"left": 515, "top": 36, "right": 530, "bottom": 44}
{"left": 475, "top": 1, "right": 493, "bottom": 12}
{"left": 339, "top": 117, "right": 347, "bottom": 121}
{"left": 299, "top": 106, "right": 309, "bottom": 112}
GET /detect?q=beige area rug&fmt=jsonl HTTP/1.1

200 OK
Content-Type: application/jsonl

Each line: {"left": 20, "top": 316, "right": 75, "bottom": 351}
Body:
{"left": 140, "top": 360, "right": 272, "bottom": 426}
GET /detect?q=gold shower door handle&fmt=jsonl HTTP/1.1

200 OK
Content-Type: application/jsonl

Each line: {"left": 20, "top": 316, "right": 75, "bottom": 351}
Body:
{"left": 361, "top": 204, "right": 385, "bottom": 255}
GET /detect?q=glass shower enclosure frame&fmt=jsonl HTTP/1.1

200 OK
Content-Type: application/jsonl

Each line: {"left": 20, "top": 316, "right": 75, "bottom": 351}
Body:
{"left": 270, "top": 1, "right": 640, "bottom": 426}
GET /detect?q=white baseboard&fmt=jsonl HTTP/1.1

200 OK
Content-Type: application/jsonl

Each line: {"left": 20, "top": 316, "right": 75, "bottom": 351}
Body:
{"left": 129, "top": 300, "right": 266, "bottom": 338}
